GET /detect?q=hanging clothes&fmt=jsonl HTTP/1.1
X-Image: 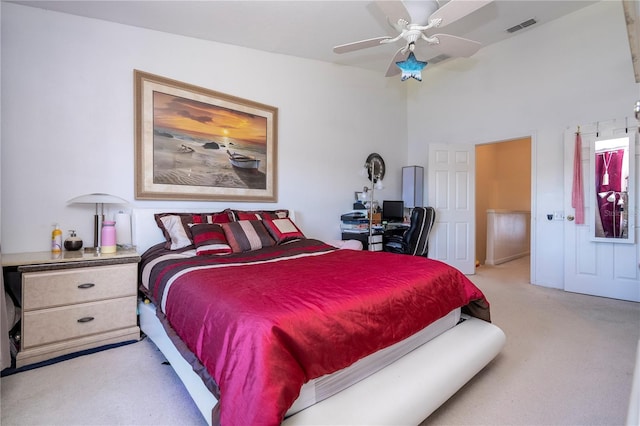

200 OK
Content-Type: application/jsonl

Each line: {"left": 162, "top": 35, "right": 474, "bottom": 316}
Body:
{"left": 595, "top": 148, "right": 625, "bottom": 237}
{"left": 571, "top": 131, "right": 585, "bottom": 224}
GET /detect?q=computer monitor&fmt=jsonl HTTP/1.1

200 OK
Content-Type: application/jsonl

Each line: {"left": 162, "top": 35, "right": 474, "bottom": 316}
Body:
{"left": 382, "top": 200, "right": 404, "bottom": 223}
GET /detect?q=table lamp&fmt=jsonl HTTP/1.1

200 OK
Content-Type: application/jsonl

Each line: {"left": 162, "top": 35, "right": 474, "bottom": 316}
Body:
{"left": 67, "top": 193, "right": 128, "bottom": 250}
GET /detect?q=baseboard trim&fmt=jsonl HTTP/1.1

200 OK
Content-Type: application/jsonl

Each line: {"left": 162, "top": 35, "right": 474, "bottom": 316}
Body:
{"left": 1, "top": 339, "right": 140, "bottom": 377}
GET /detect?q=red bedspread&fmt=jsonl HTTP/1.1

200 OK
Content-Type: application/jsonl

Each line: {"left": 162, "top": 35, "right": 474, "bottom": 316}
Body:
{"left": 143, "top": 239, "right": 489, "bottom": 425}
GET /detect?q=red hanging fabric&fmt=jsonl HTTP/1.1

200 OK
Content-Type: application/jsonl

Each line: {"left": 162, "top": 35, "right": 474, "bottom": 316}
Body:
{"left": 571, "top": 131, "right": 585, "bottom": 224}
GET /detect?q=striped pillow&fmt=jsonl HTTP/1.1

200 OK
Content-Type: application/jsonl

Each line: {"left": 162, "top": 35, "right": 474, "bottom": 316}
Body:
{"left": 190, "top": 224, "right": 232, "bottom": 255}
{"left": 263, "top": 217, "right": 305, "bottom": 244}
{"left": 220, "top": 220, "right": 275, "bottom": 253}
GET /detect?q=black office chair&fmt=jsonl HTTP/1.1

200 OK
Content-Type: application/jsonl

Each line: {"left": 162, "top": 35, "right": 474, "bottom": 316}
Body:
{"left": 385, "top": 207, "right": 436, "bottom": 257}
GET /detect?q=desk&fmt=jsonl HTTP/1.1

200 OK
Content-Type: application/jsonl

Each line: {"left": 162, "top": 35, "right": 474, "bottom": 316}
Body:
{"left": 340, "top": 231, "right": 384, "bottom": 251}
{"left": 341, "top": 224, "right": 409, "bottom": 251}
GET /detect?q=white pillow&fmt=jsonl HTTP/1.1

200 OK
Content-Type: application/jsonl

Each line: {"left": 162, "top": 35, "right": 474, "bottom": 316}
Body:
{"left": 159, "top": 215, "right": 192, "bottom": 250}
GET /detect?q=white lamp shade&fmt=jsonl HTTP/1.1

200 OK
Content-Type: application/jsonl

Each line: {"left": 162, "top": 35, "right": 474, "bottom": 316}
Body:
{"left": 67, "top": 193, "right": 128, "bottom": 205}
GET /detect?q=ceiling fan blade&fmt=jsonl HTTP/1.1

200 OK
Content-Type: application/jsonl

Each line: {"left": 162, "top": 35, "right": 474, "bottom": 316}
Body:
{"left": 429, "top": 0, "right": 493, "bottom": 28}
{"left": 333, "top": 36, "right": 392, "bottom": 54}
{"left": 429, "top": 34, "right": 481, "bottom": 57}
{"left": 385, "top": 48, "right": 409, "bottom": 77}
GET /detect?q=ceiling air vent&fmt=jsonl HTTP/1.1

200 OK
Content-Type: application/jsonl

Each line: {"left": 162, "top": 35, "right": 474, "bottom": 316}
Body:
{"left": 506, "top": 18, "right": 537, "bottom": 33}
{"left": 428, "top": 54, "right": 451, "bottom": 65}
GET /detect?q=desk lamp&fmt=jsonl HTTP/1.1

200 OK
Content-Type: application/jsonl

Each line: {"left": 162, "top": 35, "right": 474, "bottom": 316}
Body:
{"left": 67, "top": 193, "right": 128, "bottom": 250}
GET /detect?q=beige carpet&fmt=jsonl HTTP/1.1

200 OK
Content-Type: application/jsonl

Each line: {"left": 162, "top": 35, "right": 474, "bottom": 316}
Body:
{"left": 423, "top": 257, "right": 640, "bottom": 426}
{"left": 0, "top": 337, "right": 206, "bottom": 425}
{"left": 1, "top": 256, "right": 639, "bottom": 425}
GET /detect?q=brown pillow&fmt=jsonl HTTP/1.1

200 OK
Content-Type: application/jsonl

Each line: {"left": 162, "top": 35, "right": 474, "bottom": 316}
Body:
{"left": 220, "top": 220, "right": 275, "bottom": 252}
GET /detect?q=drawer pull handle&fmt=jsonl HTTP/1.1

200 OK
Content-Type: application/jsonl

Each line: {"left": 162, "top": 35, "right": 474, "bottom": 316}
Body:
{"left": 77, "top": 317, "right": 95, "bottom": 323}
{"left": 77, "top": 283, "right": 95, "bottom": 289}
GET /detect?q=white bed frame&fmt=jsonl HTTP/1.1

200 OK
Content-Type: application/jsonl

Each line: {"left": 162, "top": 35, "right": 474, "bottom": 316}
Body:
{"left": 133, "top": 208, "right": 506, "bottom": 425}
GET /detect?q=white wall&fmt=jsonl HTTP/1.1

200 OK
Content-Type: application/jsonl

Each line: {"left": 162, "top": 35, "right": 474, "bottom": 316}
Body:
{"left": 2, "top": 2, "right": 638, "bottom": 294}
{"left": 407, "top": 0, "right": 639, "bottom": 289}
{"left": 0, "top": 3, "right": 408, "bottom": 253}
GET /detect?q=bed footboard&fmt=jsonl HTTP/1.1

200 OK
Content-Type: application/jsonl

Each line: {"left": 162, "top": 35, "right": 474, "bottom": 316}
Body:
{"left": 139, "top": 300, "right": 505, "bottom": 425}
{"left": 283, "top": 316, "right": 505, "bottom": 425}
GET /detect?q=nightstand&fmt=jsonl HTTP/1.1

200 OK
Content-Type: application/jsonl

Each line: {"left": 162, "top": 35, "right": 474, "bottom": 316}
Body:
{"left": 2, "top": 248, "right": 141, "bottom": 367}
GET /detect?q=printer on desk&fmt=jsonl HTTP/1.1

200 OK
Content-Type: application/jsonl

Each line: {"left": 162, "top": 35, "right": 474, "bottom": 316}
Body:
{"left": 341, "top": 212, "right": 367, "bottom": 221}
{"left": 340, "top": 212, "right": 369, "bottom": 234}
{"left": 340, "top": 211, "right": 385, "bottom": 251}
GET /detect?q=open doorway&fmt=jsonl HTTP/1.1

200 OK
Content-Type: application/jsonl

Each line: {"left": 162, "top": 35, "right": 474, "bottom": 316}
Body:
{"left": 475, "top": 138, "right": 531, "bottom": 270}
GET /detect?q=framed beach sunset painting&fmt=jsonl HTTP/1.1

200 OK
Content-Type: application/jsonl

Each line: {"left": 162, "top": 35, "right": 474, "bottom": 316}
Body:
{"left": 134, "top": 70, "right": 278, "bottom": 201}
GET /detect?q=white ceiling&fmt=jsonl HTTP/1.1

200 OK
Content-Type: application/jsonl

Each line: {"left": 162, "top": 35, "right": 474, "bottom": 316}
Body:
{"left": 11, "top": 0, "right": 598, "bottom": 75}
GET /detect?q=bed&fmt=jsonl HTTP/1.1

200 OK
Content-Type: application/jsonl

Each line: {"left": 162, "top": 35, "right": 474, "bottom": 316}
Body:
{"left": 133, "top": 208, "right": 505, "bottom": 425}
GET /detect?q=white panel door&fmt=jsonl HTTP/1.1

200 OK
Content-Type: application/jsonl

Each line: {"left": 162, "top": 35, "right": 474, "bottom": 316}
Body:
{"left": 563, "top": 120, "right": 640, "bottom": 302}
{"left": 428, "top": 143, "right": 476, "bottom": 274}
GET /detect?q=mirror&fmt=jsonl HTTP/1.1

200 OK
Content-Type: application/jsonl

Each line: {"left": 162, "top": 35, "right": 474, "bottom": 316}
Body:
{"left": 365, "top": 153, "right": 385, "bottom": 183}
{"left": 592, "top": 135, "right": 634, "bottom": 242}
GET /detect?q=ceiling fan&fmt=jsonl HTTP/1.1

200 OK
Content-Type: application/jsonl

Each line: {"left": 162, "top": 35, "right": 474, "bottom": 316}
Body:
{"left": 333, "top": 0, "right": 493, "bottom": 77}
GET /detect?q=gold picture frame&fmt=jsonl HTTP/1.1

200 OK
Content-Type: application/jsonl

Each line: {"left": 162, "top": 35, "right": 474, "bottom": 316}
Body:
{"left": 134, "top": 70, "right": 278, "bottom": 201}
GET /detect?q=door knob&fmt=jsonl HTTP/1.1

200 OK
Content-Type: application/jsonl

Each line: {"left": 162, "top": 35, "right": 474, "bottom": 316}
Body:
{"left": 567, "top": 215, "right": 575, "bottom": 221}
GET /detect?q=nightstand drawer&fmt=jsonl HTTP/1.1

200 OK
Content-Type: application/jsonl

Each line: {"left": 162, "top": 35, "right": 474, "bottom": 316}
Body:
{"left": 22, "top": 296, "right": 137, "bottom": 349}
{"left": 22, "top": 263, "right": 137, "bottom": 310}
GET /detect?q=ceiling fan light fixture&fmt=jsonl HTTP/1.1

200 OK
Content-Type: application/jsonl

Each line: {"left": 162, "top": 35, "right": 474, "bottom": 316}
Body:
{"left": 404, "top": 0, "right": 440, "bottom": 25}
{"left": 396, "top": 52, "right": 428, "bottom": 81}
{"left": 334, "top": 0, "right": 492, "bottom": 77}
